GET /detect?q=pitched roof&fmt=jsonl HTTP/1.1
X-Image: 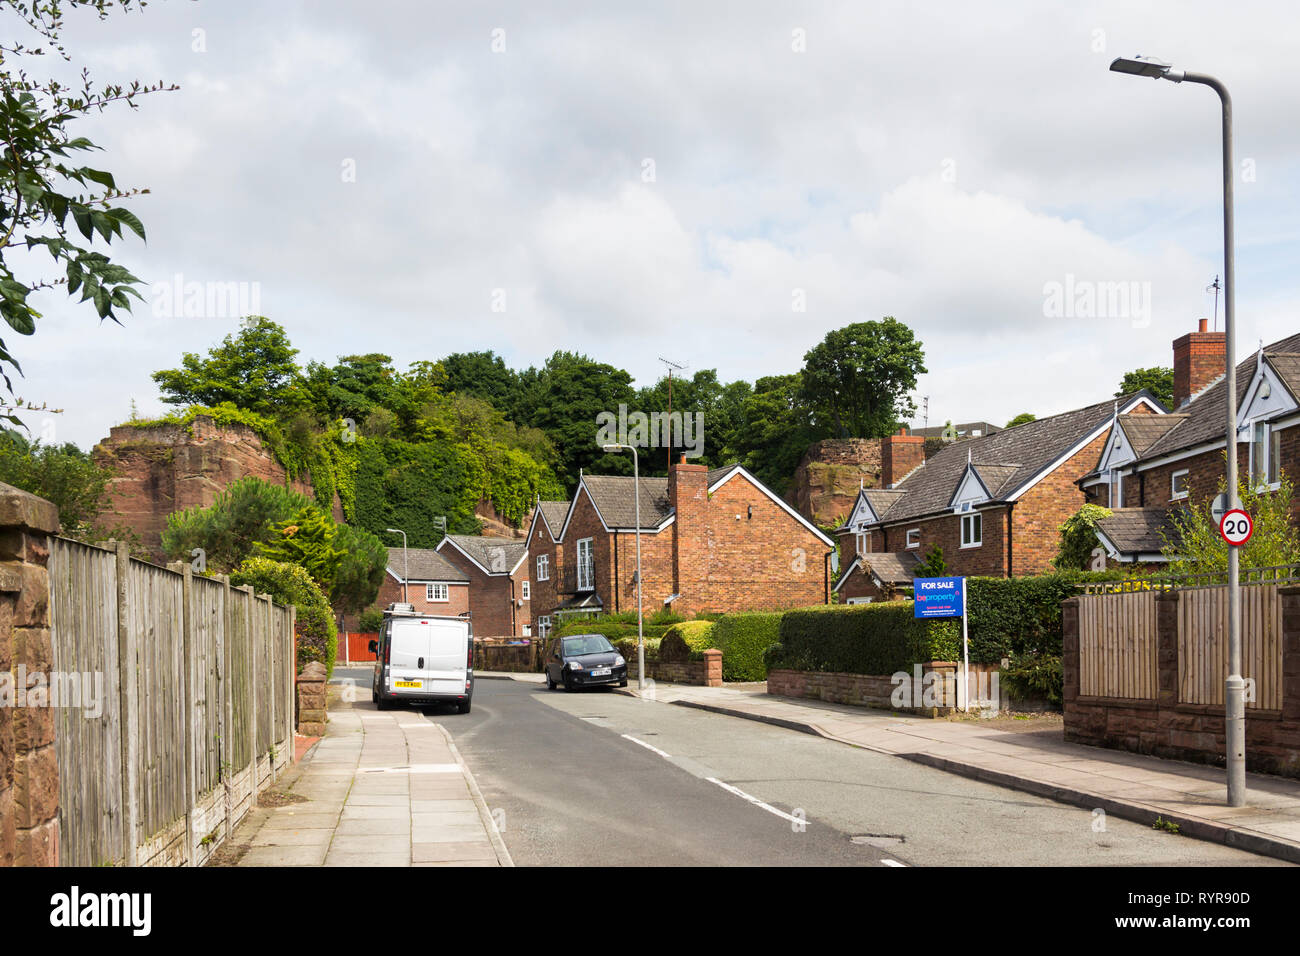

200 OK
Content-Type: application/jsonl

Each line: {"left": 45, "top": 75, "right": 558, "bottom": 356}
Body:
{"left": 535, "top": 500, "right": 569, "bottom": 539}
{"left": 1096, "top": 507, "right": 1178, "bottom": 556}
{"left": 386, "top": 547, "right": 468, "bottom": 583}
{"left": 1138, "top": 333, "right": 1300, "bottom": 461}
{"left": 440, "top": 535, "right": 527, "bottom": 574}
{"left": 866, "top": 392, "right": 1155, "bottom": 525}
{"left": 864, "top": 551, "right": 921, "bottom": 585}
{"left": 1121, "top": 413, "right": 1187, "bottom": 456}
{"left": 580, "top": 475, "right": 672, "bottom": 530}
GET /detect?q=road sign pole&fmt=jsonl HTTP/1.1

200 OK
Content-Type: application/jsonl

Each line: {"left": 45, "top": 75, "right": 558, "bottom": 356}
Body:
{"left": 962, "top": 577, "right": 970, "bottom": 713}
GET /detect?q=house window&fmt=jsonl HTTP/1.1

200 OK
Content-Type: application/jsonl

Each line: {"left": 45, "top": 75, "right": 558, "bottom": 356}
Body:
{"left": 538, "top": 616, "right": 551, "bottom": 638}
{"left": 1171, "top": 469, "right": 1189, "bottom": 500}
{"left": 961, "top": 512, "right": 982, "bottom": 548}
{"left": 576, "top": 538, "right": 594, "bottom": 590}
{"left": 523, "top": 624, "right": 532, "bottom": 637}
{"left": 855, "top": 530, "right": 870, "bottom": 555}
{"left": 1250, "top": 421, "right": 1281, "bottom": 487}
{"left": 1109, "top": 471, "right": 1123, "bottom": 508}
{"left": 905, "top": 528, "right": 920, "bottom": 549}
{"left": 846, "top": 596, "right": 874, "bottom": 605}
{"left": 426, "top": 583, "right": 449, "bottom": 602}
{"left": 536, "top": 554, "right": 549, "bottom": 581}
{"left": 521, "top": 580, "right": 530, "bottom": 600}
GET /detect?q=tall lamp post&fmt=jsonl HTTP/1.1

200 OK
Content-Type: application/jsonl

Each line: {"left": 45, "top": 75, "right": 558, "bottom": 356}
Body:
{"left": 386, "top": 528, "right": 409, "bottom": 603}
{"left": 1109, "top": 55, "right": 1245, "bottom": 806}
{"left": 602, "top": 443, "right": 645, "bottom": 690}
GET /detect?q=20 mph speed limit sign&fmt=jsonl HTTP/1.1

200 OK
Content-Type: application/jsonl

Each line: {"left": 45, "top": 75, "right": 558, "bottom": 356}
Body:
{"left": 1219, "top": 509, "right": 1254, "bottom": 547}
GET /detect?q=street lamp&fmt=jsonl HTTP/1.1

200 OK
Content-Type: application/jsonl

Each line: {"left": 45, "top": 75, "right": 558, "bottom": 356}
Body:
{"left": 1110, "top": 55, "right": 1245, "bottom": 807}
{"left": 602, "top": 443, "right": 645, "bottom": 691}
{"left": 386, "top": 528, "right": 408, "bottom": 603}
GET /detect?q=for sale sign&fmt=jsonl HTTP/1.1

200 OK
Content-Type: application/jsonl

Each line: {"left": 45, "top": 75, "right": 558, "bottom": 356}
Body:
{"left": 1219, "top": 509, "right": 1254, "bottom": 547}
{"left": 913, "top": 576, "right": 965, "bottom": 618}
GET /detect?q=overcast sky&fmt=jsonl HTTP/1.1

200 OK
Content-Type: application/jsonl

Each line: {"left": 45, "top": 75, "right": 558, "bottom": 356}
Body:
{"left": 14, "top": 0, "right": 1300, "bottom": 449}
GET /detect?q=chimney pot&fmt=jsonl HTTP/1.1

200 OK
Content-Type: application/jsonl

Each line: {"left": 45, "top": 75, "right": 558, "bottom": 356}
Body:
{"left": 1198, "top": 317, "right": 1208, "bottom": 333}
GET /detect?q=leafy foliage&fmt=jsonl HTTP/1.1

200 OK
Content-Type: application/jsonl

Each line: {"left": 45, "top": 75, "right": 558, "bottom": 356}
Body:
{"left": 800, "top": 318, "right": 927, "bottom": 439}
{"left": 999, "top": 652, "right": 1064, "bottom": 705}
{"left": 912, "top": 544, "right": 948, "bottom": 577}
{"left": 1005, "top": 413, "right": 1036, "bottom": 428}
{"left": 162, "top": 476, "right": 314, "bottom": 574}
{"left": 1161, "top": 467, "right": 1300, "bottom": 575}
{"left": 230, "top": 557, "right": 336, "bottom": 676}
{"left": 0, "top": 427, "right": 111, "bottom": 537}
{"left": 253, "top": 506, "right": 386, "bottom": 614}
{"left": 0, "top": 0, "right": 171, "bottom": 421}
{"left": 152, "top": 317, "right": 304, "bottom": 416}
{"left": 772, "top": 603, "right": 959, "bottom": 675}
{"left": 965, "top": 571, "right": 1123, "bottom": 663}
{"left": 709, "top": 612, "right": 782, "bottom": 681}
{"left": 1117, "top": 367, "right": 1174, "bottom": 410}
{"left": 1053, "top": 504, "right": 1113, "bottom": 571}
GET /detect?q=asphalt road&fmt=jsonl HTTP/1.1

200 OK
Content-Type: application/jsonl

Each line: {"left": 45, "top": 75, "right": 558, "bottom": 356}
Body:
{"left": 410, "top": 677, "right": 1287, "bottom": 867}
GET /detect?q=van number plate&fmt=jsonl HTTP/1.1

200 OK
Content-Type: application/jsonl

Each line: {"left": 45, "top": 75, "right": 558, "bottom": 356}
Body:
{"left": 394, "top": 680, "right": 421, "bottom": 688}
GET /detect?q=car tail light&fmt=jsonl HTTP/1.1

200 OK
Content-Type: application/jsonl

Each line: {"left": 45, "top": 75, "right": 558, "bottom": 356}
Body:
{"left": 467, "top": 639, "right": 474, "bottom": 669}
{"left": 383, "top": 637, "right": 392, "bottom": 666}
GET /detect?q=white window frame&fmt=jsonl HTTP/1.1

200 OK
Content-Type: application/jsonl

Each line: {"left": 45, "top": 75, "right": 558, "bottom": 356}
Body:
{"left": 522, "top": 624, "right": 532, "bottom": 637}
{"left": 960, "top": 512, "right": 982, "bottom": 549}
{"left": 536, "top": 554, "right": 549, "bottom": 581}
{"left": 426, "top": 582, "right": 449, "bottom": 603}
{"left": 1109, "top": 471, "right": 1124, "bottom": 508}
{"left": 576, "top": 537, "right": 594, "bottom": 591}
{"left": 846, "top": 596, "right": 874, "bottom": 605}
{"left": 1170, "top": 469, "right": 1189, "bottom": 501}
{"left": 855, "top": 529, "right": 869, "bottom": 555}
{"left": 905, "top": 528, "right": 920, "bottom": 550}
{"left": 1249, "top": 420, "right": 1282, "bottom": 490}
{"left": 538, "top": 616, "right": 551, "bottom": 638}
{"left": 521, "top": 580, "right": 530, "bottom": 600}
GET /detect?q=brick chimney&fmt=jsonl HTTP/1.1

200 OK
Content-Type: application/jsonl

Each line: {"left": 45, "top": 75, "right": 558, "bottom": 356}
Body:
{"left": 1172, "top": 318, "right": 1226, "bottom": 409}
{"left": 881, "top": 426, "right": 925, "bottom": 487}
{"left": 669, "top": 454, "right": 709, "bottom": 607}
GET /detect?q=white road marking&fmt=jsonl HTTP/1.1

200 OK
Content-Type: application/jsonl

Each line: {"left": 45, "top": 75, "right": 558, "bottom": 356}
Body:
{"left": 622, "top": 734, "right": 806, "bottom": 827}
{"left": 621, "top": 733, "right": 674, "bottom": 759}
{"left": 357, "top": 763, "right": 461, "bottom": 774}
{"left": 705, "top": 777, "right": 809, "bottom": 827}
{"left": 881, "top": 859, "right": 907, "bottom": 867}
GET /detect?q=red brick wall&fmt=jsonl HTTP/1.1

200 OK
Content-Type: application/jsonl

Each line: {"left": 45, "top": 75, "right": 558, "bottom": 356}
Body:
{"left": 671, "top": 462, "right": 710, "bottom": 600}
{"left": 881, "top": 431, "right": 925, "bottom": 487}
{"left": 880, "top": 508, "right": 1009, "bottom": 578}
{"left": 527, "top": 522, "right": 560, "bottom": 632}
{"left": 437, "top": 546, "right": 522, "bottom": 637}
{"left": 1011, "top": 430, "right": 1109, "bottom": 574}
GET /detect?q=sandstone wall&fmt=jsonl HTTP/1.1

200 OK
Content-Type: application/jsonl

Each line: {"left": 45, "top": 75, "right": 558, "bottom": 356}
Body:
{"left": 785, "top": 439, "right": 883, "bottom": 528}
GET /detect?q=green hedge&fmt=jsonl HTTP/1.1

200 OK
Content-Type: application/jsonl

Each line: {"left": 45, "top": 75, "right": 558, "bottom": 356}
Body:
{"left": 231, "top": 557, "right": 337, "bottom": 677}
{"left": 711, "top": 612, "right": 783, "bottom": 681}
{"left": 771, "top": 602, "right": 959, "bottom": 676}
{"left": 966, "top": 570, "right": 1123, "bottom": 663}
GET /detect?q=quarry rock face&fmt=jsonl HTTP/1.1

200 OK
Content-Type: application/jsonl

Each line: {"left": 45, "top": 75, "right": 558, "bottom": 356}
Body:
{"left": 93, "top": 416, "right": 335, "bottom": 561}
{"left": 786, "top": 439, "right": 883, "bottom": 528}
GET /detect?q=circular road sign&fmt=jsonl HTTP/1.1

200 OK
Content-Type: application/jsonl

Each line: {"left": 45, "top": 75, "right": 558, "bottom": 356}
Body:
{"left": 1219, "top": 509, "right": 1254, "bottom": 547}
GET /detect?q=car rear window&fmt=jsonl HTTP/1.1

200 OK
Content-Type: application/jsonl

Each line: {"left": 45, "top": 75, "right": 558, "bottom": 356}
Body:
{"left": 562, "top": 634, "right": 614, "bottom": 656}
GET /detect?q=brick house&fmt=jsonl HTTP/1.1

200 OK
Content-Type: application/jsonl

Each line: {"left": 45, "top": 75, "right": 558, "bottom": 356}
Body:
{"left": 833, "top": 393, "right": 1164, "bottom": 597}
{"left": 374, "top": 546, "right": 470, "bottom": 617}
{"left": 527, "top": 459, "right": 836, "bottom": 636}
{"left": 435, "top": 535, "right": 530, "bottom": 637}
{"left": 1087, "top": 322, "right": 1300, "bottom": 563}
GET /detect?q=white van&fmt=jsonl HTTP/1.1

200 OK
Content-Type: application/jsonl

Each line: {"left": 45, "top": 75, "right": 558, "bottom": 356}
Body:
{"left": 370, "top": 603, "right": 473, "bottom": 713}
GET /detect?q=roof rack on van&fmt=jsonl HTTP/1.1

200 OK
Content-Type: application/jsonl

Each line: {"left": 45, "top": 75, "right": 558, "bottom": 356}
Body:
{"left": 384, "top": 602, "right": 417, "bottom": 614}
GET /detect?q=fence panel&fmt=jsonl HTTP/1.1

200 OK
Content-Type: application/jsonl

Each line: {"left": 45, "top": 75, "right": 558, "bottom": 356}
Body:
{"left": 48, "top": 538, "right": 296, "bottom": 867}
{"left": 1077, "top": 590, "right": 1158, "bottom": 699}
{"left": 1179, "top": 584, "right": 1282, "bottom": 709}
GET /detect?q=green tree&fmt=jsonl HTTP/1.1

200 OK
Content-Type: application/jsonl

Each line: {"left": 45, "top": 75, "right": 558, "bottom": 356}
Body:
{"left": 162, "top": 476, "right": 314, "bottom": 572}
{"left": 253, "top": 506, "right": 386, "bottom": 614}
{"left": 1053, "top": 504, "right": 1113, "bottom": 571}
{"left": 913, "top": 544, "right": 947, "bottom": 577}
{"left": 0, "top": 429, "right": 114, "bottom": 538}
{"left": 440, "top": 350, "right": 520, "bottom": 413}
{"left": 301, "top": 353, "right": 401, "bottom": 428}
{"left": 1161, "top": 468, "right": 1300, "bottom": 575}
{"left": 725, "top": 373, "right": 823, "bottom": 493}
{"left": 1006, "top": 412, "right": 1037, "bottom": 428}
{"left": 0, "top": 1, "right": 171, "bottom": 422}
{"left": 1117, "top": 366, "right": 1175, "bottom": 410}
{"left": 152, "top": 317, "right": 304, "bottom": 415}
{"left": 800, "top": 318, "right": 927, "bottom": 438}
{"left": 230, "top": 556, "right": 337, "bottom": 675}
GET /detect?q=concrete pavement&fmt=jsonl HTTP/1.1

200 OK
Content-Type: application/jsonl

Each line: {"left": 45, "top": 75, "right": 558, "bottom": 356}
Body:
{"left": 631, "top": 681, "right": 1300, "bottom": 864}
{"left": 231, "top": 690, "right": 511, "bottom": 867}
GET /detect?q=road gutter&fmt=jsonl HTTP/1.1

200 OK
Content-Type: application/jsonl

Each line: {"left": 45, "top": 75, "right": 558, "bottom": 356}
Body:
{"left": 436, "top": 724, "right": 515, "bottom": 867}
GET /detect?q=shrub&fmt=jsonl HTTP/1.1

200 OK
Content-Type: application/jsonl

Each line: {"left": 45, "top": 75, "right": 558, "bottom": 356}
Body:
{"left": 663, "top": 620, "right": 717, "bottom": 658}
{"left": 358, "top": 607, "right": 383, "bottom": 633}
{"left": 658, "top": 630, "right": 692, "bottom": 662}
{"left": 231, "top": 557, "right": 337, "bottom": 677}
{"left": 965, "top": 570, "right": 1123, "bottom": 663}
{"left": 711, "top": 612, "right": 782, "bottom": 681}
{"left": 774, "top": 602, "right": 959, "bottom": 675}
{"left": 999, "top": 652, "right": 1064, "bottom": 706}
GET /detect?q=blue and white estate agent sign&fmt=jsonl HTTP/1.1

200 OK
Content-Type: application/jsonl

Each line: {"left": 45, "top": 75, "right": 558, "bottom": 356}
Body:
{"left": 913, "top": 576, "right": 965, "bottom": 619}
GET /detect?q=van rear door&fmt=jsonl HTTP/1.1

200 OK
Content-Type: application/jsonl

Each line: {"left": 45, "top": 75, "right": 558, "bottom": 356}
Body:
{"left": 423, "top": 619, "right": 469, "bottom": 696}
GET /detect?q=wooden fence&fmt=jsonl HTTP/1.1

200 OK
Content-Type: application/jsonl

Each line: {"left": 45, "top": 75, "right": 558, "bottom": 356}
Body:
{"left": 47, "top": 537, "right": 295, "bottom": 867}
{"left": 1077, "top": 590, "right": 1159, "bottom": 699}
{"left": 1178, "top": 584, "right": 1283, "bottom": 710}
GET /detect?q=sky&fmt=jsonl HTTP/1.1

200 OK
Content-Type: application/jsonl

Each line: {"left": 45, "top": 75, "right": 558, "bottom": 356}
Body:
{"left": 12, "top": 0, "right": 1300, "bottom": 449}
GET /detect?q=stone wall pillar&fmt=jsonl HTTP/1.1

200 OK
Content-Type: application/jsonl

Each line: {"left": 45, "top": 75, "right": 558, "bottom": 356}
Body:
{"left": 297, "top": 662, "right": 327, "bottom": 736}
{"left": 0, "top": 482, "right": 61, "bottom": 866}
{"left": 702, "top": 648, "right": 723, "bottom": 687}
